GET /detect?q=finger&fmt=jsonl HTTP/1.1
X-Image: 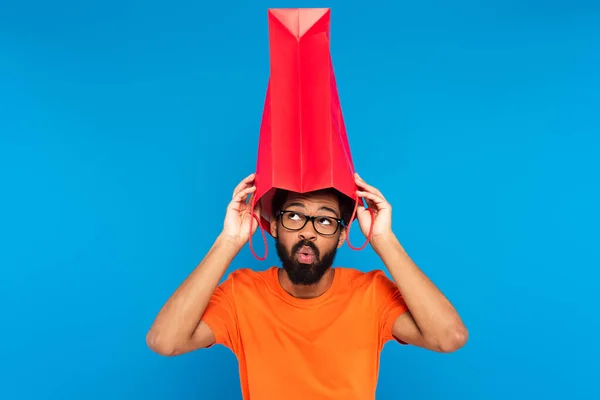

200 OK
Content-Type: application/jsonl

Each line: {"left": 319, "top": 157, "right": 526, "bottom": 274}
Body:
{"left": 356, "top": 190, "right": 388, "bottom": 208}
{"left": 356, "top": 202, "right": 374, "bottom": 222}
{"left": 243, "top": 194, "right": 261, "bottom": 224}
{"left": 247, "top": 192, "right": 260, "bottom": 210}
{"left": 358, "top": 197, "right": 372, "bottom": 212}
{"left": 356, "top": 189, "right": 384, "bottom": 202}
{"left": 355, "top": 174, "right": 385, "bottom": 199}
{"left": 356, "top": 174, "right": 384, "bottom": 197}
{"left": 232, "top": 173, "right": 256, "bottom": 199}
{"left": 234, "top": 172, "right": 255, "bottom": 192}
{"left": 230, "top": 186, "right": 256, "bottom": 209}
{"left": 251, "top": 197, "right": 261, "bottom": 216}
{"left": 237, "top": 185, "right": 256, "bottom": 200}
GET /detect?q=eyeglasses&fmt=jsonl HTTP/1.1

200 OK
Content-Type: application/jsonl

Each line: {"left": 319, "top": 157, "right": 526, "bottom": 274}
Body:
{"left": 278, "top": 210, "right": 344, "bottom": 236}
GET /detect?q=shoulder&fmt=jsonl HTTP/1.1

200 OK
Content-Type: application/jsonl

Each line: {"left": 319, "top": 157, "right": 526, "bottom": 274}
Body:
{"left": 219, "top": 267, "right": 277, "bottom": 295}
{"left": 227, "top": 267, "right": 274, "bottom": 283}
{"left": 336, "top": 267, "right": 398, "bottom": 297}
{"left": 336, "top": 267, "right": 392, "bottom": 286}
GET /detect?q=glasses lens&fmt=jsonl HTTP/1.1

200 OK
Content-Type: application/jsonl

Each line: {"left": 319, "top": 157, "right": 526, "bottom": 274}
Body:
{"left": 314, "top": 216, "right": 338, "bottom": 235}
{"left": 281, "top": 212, "right": 307, "bottom": 230}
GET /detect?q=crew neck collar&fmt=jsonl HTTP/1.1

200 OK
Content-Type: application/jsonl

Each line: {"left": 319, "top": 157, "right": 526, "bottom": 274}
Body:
{"left": 270, "top": 266, "right": 340, "bottom": 306}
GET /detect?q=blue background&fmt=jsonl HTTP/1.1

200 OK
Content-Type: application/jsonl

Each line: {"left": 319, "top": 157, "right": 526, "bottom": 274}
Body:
{"left": 1, "top": 1, "right": 599, "bottom": 399}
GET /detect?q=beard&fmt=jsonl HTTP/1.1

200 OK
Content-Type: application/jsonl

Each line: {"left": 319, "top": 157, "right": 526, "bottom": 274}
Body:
{"left": 275, "top": 237, "right": 338, "bottom": 286}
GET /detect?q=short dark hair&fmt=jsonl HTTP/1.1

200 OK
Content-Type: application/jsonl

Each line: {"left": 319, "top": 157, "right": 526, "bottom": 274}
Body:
{"left": 271, "top": 188, "right": 355, "bottom": 227}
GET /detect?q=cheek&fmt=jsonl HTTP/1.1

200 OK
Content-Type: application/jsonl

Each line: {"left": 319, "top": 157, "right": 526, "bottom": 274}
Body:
{"left": 277, "top": 231, "right": 297, "bottom": 250}
{"left": 317, "top": 238, "right": 340, "bottom": 253}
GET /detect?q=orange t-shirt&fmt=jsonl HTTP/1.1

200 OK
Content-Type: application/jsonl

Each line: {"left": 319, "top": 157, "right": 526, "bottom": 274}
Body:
{"left": 201, "top": 266, "right": 408, "bottom": 400}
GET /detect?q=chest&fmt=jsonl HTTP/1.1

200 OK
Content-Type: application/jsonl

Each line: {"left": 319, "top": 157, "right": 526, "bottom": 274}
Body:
{"left": 234, "top": 290, "right": 380, "bottom": 363}
{"left": 232, "top": 291, "right": 382, "bottom": 397}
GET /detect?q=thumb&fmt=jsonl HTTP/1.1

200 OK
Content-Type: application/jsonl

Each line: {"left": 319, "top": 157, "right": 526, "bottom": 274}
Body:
{"left": 250, "top": 196, "right": 261, "bottom": 217}
{"left": 356, "top": 196, "right": 366, "bottom": 214}
{"left": 248, "top": 197, "right": 261, "bottom": 229}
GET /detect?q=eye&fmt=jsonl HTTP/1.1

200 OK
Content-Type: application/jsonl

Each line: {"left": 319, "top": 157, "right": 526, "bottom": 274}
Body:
{"left": 317, "top": 217, "right": 333, "bottom": 226}
{"left": 286, "top": 212, "right": 302, "bottom": 220}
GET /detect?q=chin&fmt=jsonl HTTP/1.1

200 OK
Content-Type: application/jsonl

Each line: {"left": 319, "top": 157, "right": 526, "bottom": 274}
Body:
{"left": 275, "top": 238, "right": 338, "bottom": 286}
{"left": 285, "top": 264, "right": 329, "bottom": 286}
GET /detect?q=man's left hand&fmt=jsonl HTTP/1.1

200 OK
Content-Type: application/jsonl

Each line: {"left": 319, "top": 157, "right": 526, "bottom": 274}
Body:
{"left": 354, "top": 172, "right": 393, "bottom": 245}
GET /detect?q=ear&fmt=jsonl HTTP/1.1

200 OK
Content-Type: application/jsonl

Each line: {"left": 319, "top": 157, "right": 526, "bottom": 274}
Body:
{"left": 270, "top": 217, "right": 278, "bottom": 238}
{"left": 337, "top": 225, "right": 347, "bottom": 248}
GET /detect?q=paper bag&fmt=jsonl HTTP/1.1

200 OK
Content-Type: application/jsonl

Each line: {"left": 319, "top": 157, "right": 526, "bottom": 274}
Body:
{"left": 248, "top": 8, "right": 373, "bottom": 260}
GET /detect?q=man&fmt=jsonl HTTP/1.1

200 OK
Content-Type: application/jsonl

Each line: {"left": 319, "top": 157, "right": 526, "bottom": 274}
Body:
{"left": 147, "top": 172, "right": 468, "bottom": 399}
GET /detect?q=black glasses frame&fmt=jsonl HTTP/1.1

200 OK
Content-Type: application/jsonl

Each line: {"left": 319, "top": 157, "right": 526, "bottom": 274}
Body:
{"left": 278, "top": 210, "right": 344, "bottom": 236}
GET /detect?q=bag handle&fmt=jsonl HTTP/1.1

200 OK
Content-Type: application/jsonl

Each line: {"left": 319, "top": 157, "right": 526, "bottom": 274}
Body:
{"left": 345, "top": 195, "right": 374, "bottom": 251}
{"left": 248, "top": 195, "right": 268, "bottom": 261}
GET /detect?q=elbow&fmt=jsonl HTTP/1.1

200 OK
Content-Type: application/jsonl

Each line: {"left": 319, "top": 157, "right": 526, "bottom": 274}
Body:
{"left": 146, "top": 330, "right": 179, "bottom": 357}
{"left": 438, "top": 325, "right": 469, "bottom": 353}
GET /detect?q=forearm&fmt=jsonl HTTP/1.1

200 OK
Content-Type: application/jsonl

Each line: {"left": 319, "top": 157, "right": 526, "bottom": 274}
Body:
{"left": 372, "top": 233, "right": 467, "bottom": 350}
{"left": 146, "top": 234, "right": 242, "bottom": 349}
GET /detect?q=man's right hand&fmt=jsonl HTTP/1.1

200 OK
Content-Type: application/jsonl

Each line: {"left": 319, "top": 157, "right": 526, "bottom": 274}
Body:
{"left": 147, "top": 173, "right": 260, "bottom": 356}
{"left": 220, "top": 172, "right": 260, "bottom": 247}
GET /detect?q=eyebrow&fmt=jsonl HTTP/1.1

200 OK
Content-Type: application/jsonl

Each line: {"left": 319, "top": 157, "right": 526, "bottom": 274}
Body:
{"left": 284, "top": 202, "right": 340, "bottom": 218}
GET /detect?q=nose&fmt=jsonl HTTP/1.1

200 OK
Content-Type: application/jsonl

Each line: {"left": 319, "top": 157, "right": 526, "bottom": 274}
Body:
{"left": 298, "top": 221, "right": 317, "bottom": 241}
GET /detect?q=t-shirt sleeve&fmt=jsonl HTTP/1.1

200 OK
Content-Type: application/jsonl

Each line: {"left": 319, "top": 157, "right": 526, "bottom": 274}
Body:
{"left": 373, "top": 270, "right": 409, "bottom": 346}
{"left": 201, "top": 275, "right": 239, "bottom": 353}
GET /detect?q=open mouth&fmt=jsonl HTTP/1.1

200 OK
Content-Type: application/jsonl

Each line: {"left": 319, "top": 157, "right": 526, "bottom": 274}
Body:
{"left": 296, "top": 246, "right": 316, "bottom": 264}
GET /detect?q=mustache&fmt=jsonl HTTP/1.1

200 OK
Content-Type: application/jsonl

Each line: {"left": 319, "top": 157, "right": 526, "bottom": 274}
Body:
{"left": 291, "top": 240, "right": 319, "bottom": 257}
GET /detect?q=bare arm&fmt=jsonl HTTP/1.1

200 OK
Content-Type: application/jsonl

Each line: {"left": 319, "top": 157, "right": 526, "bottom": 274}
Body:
{"left": 146, "top": 236, "right": 242, "bottom": 355}
{"left": 146, "top": 173, "right": 259, "bottom": 356}
{"left": 373, "top": 234, "right": 468, "bottom": 353}
{"left": 354, "top": 173, "right": 468, "bottom": 353}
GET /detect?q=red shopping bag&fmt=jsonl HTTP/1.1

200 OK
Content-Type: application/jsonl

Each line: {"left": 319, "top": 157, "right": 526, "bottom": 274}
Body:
{"left": 248, "top": 8, "right": 373, "bottom": 260}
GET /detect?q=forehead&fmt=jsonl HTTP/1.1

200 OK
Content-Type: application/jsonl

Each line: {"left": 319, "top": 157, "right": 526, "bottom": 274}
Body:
{"left": 283, "top": 191, "right": 340, "bottom": 215}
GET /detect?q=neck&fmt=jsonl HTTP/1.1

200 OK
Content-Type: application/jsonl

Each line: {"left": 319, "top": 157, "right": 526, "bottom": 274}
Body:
{"left": 278, "top": 267, "right": 335, "bottom": 299}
